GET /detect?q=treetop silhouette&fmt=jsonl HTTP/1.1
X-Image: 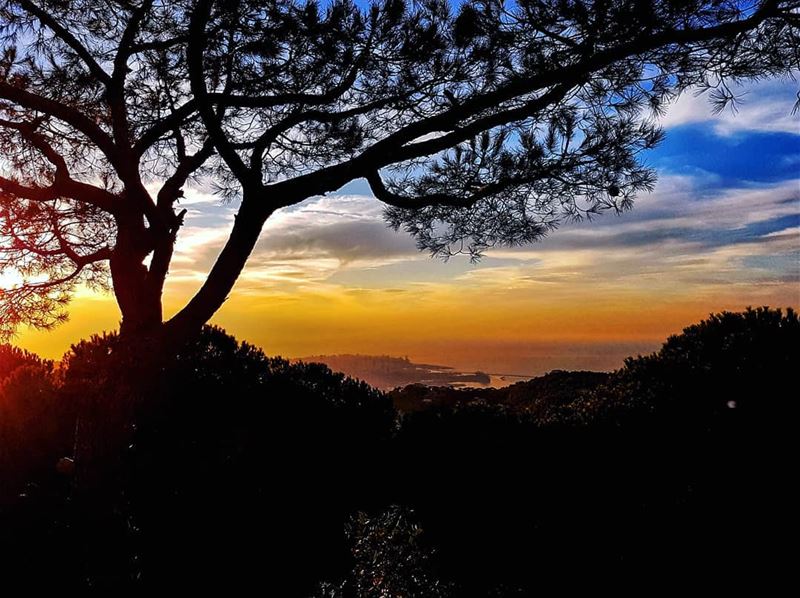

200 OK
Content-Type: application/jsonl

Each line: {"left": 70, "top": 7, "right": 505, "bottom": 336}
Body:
{"left": 1, "top": 0, "right": 797, "bottom": 341}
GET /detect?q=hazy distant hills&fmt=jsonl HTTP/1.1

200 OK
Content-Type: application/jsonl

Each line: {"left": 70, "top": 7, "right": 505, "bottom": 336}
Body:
{"left": 293, "top": 354, "right": 491, "bottom": 390}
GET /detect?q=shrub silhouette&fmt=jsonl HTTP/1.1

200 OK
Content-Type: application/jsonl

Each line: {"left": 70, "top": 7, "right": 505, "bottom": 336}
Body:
{"left": 578, "top": 306, "right": 799, "bottom": 427}
{"left": 52, "top": 325, "right": 395, "bottom": 592}
{"left": 314, "top": 505, "right": 453, "bottom": 598}
{"left": 1, "top": 309, "right": 796, "bottom": 594}
{"left": 384, "top": 308, "right": 798, "bottom": 593}
{"left": 0, "top": 346, "right": 70, "bottom": 504}
{"left": 0, "top": 344, "right": 50, "bottom": 379}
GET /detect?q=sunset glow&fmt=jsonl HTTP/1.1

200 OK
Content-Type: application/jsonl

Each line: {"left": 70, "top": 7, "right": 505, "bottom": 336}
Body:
{"left": 3, "top": 2, "right": 798, "bottom": 592}
{"left": 14, "top": 78, "right": 800, "bottom": 374}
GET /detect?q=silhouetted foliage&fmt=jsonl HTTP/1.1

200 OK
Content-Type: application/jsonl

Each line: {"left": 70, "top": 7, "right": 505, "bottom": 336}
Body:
{"left": 553, "top": 306, "right": 800, "bottom": 426}
{"left": 0, "top": 342, "right": 49, "bottom": 378}
{"left": 0, "top": 344, "right": 70, "bottom": 504}
{"left": 315, "top": 506, "right": 453, "bottom": 598}
{"left": 16, "top": 325, "right": 393, "bottom": 592}
{"left": 0, "top": 308, "right": 796, "bottom": 593}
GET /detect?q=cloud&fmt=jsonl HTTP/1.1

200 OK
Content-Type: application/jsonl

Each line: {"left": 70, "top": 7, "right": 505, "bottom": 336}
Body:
{"left": 256, "top": 194, "right": 415, "bottom": 262}
{"left": 476, "top": 177, "right": 799, "bottom": 260}
{"left": 660, "top": 77, "right": 800, "bottom": 135}
{"left": 370, "top": 175, "right": 800, "bottom": 307}
{"left": 162, "top": 172, "right": 799, "bottom": 304}
{"left": 249, "top": 194, "right": 420, "bottom": 288}
{"left": 163, "top": 192, "right": 420, "bottom": 296}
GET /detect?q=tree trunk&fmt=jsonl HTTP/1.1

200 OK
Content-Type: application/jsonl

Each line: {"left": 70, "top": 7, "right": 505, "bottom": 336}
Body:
{"left": 110, "top": 207, "right": 165, "bottom": 337}
{"left": 166, "top": 194, "right": 272, "bottom": 343}
{"left": 72, "top": 190, "right": 272, "bottom": 503}
{"left": 73, "top": 215, "right": 168, "bottom": 499}
{"left": 111, "top": 254, "right": 163, "bottom": 337}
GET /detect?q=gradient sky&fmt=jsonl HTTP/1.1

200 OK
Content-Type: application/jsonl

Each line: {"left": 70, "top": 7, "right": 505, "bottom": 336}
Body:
{"left": 14, "top": 77, "right": 800, "bottom": 375}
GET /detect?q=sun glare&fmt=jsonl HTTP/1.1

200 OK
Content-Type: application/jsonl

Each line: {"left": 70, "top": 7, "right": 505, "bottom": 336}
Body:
{"left": 0, "top": 268, "right": 24, "bottom": 290}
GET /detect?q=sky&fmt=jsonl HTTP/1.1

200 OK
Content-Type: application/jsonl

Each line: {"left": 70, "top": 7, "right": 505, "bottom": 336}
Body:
{"left": 14, "top": 77, "right": 800, "bottom": 375}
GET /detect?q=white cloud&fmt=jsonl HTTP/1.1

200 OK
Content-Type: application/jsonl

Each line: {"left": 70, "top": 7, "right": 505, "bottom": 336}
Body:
{"left": 255, "top": 194, "right": 417, "bottom": 264}
{"left": 164, "top": 192, "right": 419, "bottom": 293}
{"left": 160, "top": 171, "right": 799, "bottom": 302}
{"left": 660, "top": 77, "right": 800, "bottom": 135}
{"left": 426, "top": 175, "right": 800, "bottom": 301}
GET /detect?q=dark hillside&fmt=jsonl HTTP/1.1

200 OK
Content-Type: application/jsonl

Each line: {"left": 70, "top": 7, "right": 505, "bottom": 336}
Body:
{"left": 0, "top": 308, "right": 796, "bottom": 594}
{"left": 389, "top": 369, "right": 610, "bottom": 415}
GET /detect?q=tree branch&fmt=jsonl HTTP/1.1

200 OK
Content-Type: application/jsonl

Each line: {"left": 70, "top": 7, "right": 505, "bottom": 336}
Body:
{"left": 391, "top": 84, "right": 576, "bottom": 164}
{"left": 215, "top": 38, "right": 372, "bottom": 110}
{"left": 17, "top": 0, "right": 111, "bottom": 85}
{"left": 128, "top": 35, "right": 189, "bottom": 54}
{"left": 366, "top": 170, "right": 520, "bottom": 209}
{"left": 0, "top": 117, "right": 118, "bottom": 213}
{"left": 157, "top": 138, "right": 215, "bottom": 209}
{"left": 0, "top": 171, "right": 118, "bottom": 214}
{"left": 187, "top": 0, "right": 256, "bottom": 187}
{"left": 134, "top": 100, "right": 198, "bottom": 156}
{"left": 265, "top": 1, "right": 783, "bottom": 201}
{"left": 0, "top": 174, "right": 58, "bottom": 202}
{"left": 0, "top": 82, "right": 118, "bottom": 165}
{"left": 248, "top": 95, "right": 401, "bottom": 172}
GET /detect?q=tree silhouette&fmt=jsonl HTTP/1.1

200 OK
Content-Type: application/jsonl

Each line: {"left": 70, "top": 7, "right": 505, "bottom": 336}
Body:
{"left": 0, "top": 0, "right": 797, "bottom": 341}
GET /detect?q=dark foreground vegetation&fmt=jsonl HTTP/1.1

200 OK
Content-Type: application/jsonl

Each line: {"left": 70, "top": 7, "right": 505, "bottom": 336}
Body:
{"left": 0, "top": 307, "right": 796, "bottom": 594}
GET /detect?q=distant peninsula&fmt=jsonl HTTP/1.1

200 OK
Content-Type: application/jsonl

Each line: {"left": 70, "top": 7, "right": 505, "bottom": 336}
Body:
{"left": 292, "top": 354, "right": 491, "bottom": 390}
